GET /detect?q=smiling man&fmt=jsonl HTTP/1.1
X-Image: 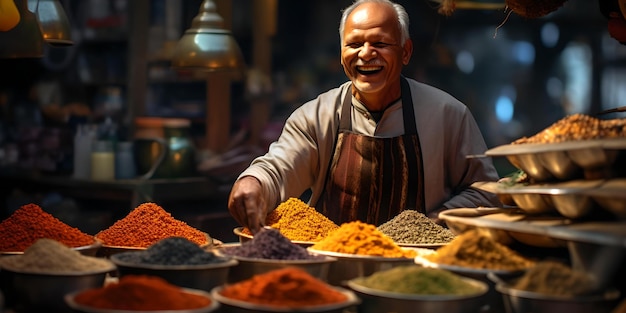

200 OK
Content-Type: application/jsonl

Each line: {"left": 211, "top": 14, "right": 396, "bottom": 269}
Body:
{"left": 227, "top": 0, "right": 501, "bottom": 233}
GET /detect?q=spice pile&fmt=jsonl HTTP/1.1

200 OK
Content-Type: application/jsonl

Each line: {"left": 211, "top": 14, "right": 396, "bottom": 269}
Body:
{"left": 221, "top": 228, "right": 322, "bottom": 260}
{"left": 511, "top": 261, "right": 596, "bottom": 296}
{"left": 424, "top": 229, "right": 535, "bottom": 271}
{"left": 219, "top": 267, "right": 347, "bottom": 307}
{"left": 354, "top": 265, "right": 483, "bottom": 295}
{"left": 243, "top": 198, "right": 339, "bottom": 242}
{"left": 0, "top": 203, "right": 95, "bottom": 252}
{"left": 0, "top": 238, "right": 114, "bottom": 274}
{"left": 512, "top": 114, "right": 626, "bottom": 144}
{"left": 377, "top": 210, "right": 456, "bottom": 245}
{"left": 310, "top": 221, "right": 416, "bottom": 258}
{"left": 113, "top": 237, "right": 227, "bottom": 266}
{"left": 74, "top": 275, "right": 212, "bottom": 310}
{"left": 95, "top": 202, "right": 208, "bottom": 248}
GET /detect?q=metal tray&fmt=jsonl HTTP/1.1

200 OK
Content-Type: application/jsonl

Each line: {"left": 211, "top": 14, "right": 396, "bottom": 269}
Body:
{"left": 484, "top": 139, "right": 626, "bottom": 182}
{"left": 472, "top": 179, "right": 626, "bottom": 220}
{"left": 438, "top": 208, "right": 626, "bottom": 289}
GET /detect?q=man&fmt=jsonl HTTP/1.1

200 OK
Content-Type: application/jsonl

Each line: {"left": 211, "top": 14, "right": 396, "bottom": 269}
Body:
{"left": 228, "top": 0, "right": 501, "bottom": 233}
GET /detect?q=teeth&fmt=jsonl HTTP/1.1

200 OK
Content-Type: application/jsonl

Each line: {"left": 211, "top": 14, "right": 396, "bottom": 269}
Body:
{"left": 358, "top": 66, "right": 382, "bottom": 71}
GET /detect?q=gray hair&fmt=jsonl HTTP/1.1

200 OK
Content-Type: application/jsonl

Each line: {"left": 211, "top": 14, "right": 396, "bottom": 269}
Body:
{"left": 339, "top": 0, "right": 410, "bottom": 45}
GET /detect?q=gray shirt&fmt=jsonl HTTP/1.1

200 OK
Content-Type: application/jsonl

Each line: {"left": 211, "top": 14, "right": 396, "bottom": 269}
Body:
{"left": 239, "top": 78, "right": 501, "bottom": 218}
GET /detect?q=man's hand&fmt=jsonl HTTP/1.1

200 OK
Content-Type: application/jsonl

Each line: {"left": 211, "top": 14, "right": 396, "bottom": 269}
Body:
{"left": 228, "top": 176, "right": 267, "bottom": 234}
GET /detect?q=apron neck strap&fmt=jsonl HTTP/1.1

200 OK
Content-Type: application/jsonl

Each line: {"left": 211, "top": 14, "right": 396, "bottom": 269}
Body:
{"left": 340, "top": 76, "right": 417, "bottom": 134}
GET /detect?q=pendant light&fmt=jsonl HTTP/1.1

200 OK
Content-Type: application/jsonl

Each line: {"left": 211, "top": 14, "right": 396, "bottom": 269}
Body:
{"left": 171, "top": 0, "right": 245, "bottom": 73}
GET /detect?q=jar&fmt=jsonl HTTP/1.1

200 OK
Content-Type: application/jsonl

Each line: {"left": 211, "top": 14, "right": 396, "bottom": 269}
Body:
{"left": 115, "top": 141, "right": 137, "bottom": 179}
{"left": 90, "top": 140, "right": 115, "bottom": 180}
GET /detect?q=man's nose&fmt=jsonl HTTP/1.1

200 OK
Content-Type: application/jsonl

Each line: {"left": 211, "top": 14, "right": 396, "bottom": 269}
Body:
{"left": 358, "top": 43, "right": 377, "bottom": 60}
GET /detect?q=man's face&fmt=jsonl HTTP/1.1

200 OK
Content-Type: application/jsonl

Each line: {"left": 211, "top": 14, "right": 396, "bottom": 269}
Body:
{"left": 341, "top": 3, "right": 412, "bottom": 102}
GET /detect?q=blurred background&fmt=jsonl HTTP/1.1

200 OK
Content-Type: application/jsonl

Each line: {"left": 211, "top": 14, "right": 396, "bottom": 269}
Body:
{"left": 0, "top": 0, "right": 622, "bottom": 241}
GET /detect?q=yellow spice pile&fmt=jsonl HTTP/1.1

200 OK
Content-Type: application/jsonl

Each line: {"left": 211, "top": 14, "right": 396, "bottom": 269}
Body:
{"left": 310, "top": 221, "right": 416, "bottom": 258}
{"left": 425, "top": 229, "right": 534, "bottom": 271}
{"left": 244, "top": 198, "right": 339, "bottom": 242}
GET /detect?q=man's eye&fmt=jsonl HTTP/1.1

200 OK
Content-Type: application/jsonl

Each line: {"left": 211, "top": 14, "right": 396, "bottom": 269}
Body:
{"left": 374, "top": 42, "right": 391, "bottom": 48}
{"left": 346, "top": 43, "right": 363, "bottom": 48}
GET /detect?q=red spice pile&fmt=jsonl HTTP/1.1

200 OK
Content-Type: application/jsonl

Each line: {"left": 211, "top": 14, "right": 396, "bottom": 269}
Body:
{"left": 220, "top": 267, "right": 347, "bottom": 306}
{"left": 95, "top": 202, "right": 208, "bottom": 248}
{"left": 75, "top": 275, "right": 211, "bottom": 310}
{"left": 0, "top": 203, "right": 95, "bottom": 252}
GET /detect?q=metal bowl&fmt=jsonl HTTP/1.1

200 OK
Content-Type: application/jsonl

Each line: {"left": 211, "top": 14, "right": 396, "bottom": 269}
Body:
{"left": 346, "top": 275, "right": 489, "bottom": 313}
{"left": 233, "top": 227, "right": 315, "bottom": 247}
{"left": 64, "top": 287, "right": 219, "bottom": 313}
{"left": 307, "top": 248, "right": 417, "bottom": 286}
{"left": 109, "top": 253, "right": 238, "bottom": 292}
{"left": 1, "top": 267, "right": 113, "bottom": 313}
{"left": 484, "top": 139, "right": 626, "bottom": 182}
{"left": 211, "top": 285, "right": 359, "bottom": 313}
{"left": 488, "top": 272, "right": 621, "bottom": 313}
{"left": 215, "top": 243, "right": 337, "bottom": 283}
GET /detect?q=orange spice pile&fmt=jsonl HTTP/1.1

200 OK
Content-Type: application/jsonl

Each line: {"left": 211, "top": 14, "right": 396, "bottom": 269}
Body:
{"left": 219, "top": 267, "right": 347, "bottom": 306}
{"left": 310, "top": 220, "right": 416, "bottom": 258}
{"left": 95, "top": 202, "right": 207, "bottom": 248}
{"left": 0, "top": 203, "right": 94, "bottom": 252}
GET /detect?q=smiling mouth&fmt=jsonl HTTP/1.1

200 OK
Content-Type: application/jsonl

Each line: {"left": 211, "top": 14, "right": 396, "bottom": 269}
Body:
{"left": 356, "top": 66, "right": 383, "bottom": 75}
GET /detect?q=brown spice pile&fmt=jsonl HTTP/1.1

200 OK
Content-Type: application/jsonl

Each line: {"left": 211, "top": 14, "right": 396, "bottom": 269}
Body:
{"left": 425, "top": 229, "right": 534, "bottom": 271}
{"left": 512, "top": 261, "right": 596, "bottom": 296}
{"left": 0, "top": 238, "right": 113, "bottom": 274}
{"left": 0, "top": 203, "right": 95, "bottom": 252}
{"left": 513, "top": 114, "right": 626, "bottom": 144}
{"left": 310, "top": 220, "right": 416, "bottom": 258}
{"left": 95, "top": 202, "right": 208, "bottom": 248}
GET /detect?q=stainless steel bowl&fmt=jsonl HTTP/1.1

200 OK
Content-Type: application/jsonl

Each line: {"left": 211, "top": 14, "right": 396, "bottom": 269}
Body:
{"left": 2, "top": 267, "right": 113, "bottom": 313}
{"left": 307, "top": 248, "right": 417, "bottom": 286}
{"left": 346, "top": 275, "right": 489, "bottom": 313}
{"left": 489, "top": 272, "right": 621, "bottom": 313}
{"left": 215, "top": 243, "right": 337, "bottom": 283}
{"left": 211, "top": 285, "right": 359, "bottom": 313}
{"left": 110, "top": 253, "right": 238, "bottom": 292}
{"left": 65, "top": 287, "right": 220, "bottom": 313}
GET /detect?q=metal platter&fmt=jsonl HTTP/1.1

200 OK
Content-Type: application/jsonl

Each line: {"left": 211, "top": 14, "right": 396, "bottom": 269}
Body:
{"left": 472, "top": 179, "right": 626, "bottom": 220}
{"left": 484, "top": 138, "right": 626, "bottom": 182}
{"left": 438, "top": 208, "right": 626, "bottom": 247}
{"left": 438, "top": 208, "right": 626, "bottom": 290}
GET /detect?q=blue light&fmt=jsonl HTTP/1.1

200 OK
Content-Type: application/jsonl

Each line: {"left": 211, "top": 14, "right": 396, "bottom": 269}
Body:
{"left": 495, "top": 95, "right": 514, "bottom": 123}
{"left": 513, "top": 41, "right": 535, "bottom": 65}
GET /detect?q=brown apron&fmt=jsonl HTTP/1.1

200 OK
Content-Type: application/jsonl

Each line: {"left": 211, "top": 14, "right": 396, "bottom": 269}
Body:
{"left": 319, "top": 77, "right": 425, "bottom": 225}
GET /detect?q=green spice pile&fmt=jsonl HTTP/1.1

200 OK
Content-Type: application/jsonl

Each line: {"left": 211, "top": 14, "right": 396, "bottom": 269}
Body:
{"left": 377, "top": 210, "right": 456, "bottom": 245}
{"left": 354, "top": 265, "right": 483, "bottom": 295}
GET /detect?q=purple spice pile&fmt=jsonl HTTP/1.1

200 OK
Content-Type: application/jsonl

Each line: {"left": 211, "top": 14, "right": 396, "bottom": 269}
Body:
{"left": 221, "top": 228, "right": 322, "bottom": 260}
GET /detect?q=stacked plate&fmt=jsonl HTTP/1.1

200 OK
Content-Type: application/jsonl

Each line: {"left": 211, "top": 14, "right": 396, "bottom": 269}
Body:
{"left": 478, "top": 138, "right": 626, "bottom": 220}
